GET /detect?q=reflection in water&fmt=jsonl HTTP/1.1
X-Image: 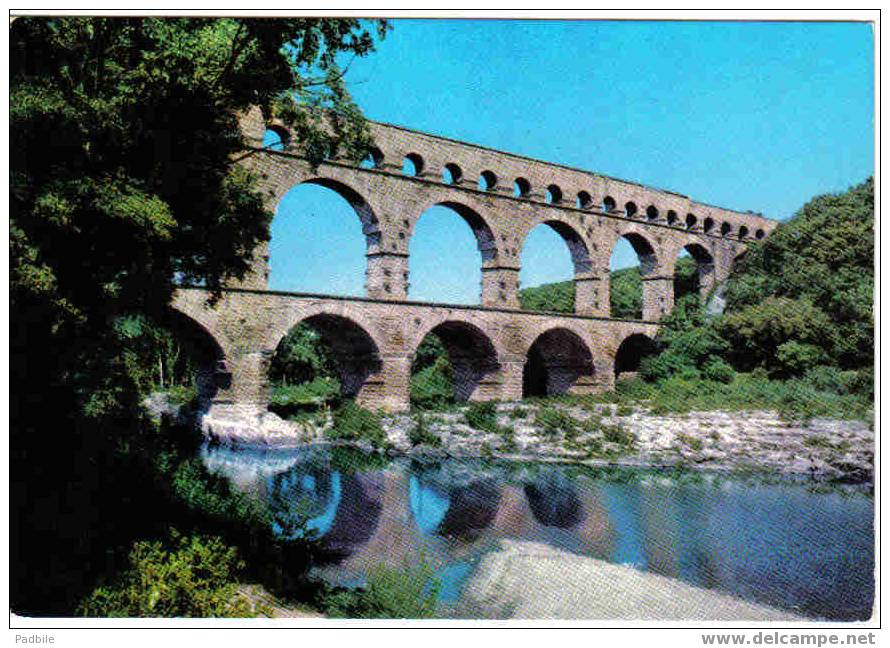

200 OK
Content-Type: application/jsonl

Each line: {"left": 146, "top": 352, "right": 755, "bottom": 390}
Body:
{"left": 202, "top": 445, "right": 874, "bottom": 621}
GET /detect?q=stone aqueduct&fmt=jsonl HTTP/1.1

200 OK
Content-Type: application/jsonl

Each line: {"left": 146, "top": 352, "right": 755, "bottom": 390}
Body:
{"left": 172, "top": 107, "right": 776, "bottom": 415}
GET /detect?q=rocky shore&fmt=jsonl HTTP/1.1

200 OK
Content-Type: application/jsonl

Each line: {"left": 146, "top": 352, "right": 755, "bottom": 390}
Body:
{"left": 152, "top": 394, "right": 875, "bottom": 484}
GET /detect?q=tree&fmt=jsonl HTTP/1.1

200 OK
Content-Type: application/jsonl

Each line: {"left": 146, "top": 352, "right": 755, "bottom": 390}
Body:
{"left": 10, "top": 16, "right": 387, "bottom": 615}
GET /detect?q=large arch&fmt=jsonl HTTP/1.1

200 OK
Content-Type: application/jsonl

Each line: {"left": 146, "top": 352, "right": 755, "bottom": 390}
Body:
{"left": 519, "top": 218, "right": 594, "bottom": 314}
{"left": 607, "top": 228, "right": 665, "bottom": 321}
{"left": 522, "top": 327, "right": 596, "bottom": 397}
{"left": 614, "top": 333, "right": 657, "bottom": 379}
{"left": 269, "top": 312, "right": 383, "bottom": 401}
{"left": 164, "top": 303, "right": 230, "bottom": 406}
{"left": 672, "top": 242, "right": 716, "bottom": 303}
{"left": 411, "top": 319, "right": 500, "bottom": 402}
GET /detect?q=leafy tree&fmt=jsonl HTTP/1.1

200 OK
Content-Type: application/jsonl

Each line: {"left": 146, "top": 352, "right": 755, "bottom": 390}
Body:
{"left": 518, "top": 279, "right": 575, "bottom": 313}
{"left": 270, "top": 323, "right": 338, "bottom": 385}
{"left": 610, "top": 266, "right": 642, "bottom": 319}
{"left": 11, "top": 16, "right": 387, "bottom": 615}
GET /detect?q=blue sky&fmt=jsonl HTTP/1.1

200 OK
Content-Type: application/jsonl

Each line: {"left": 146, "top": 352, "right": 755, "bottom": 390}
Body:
{"left": 268, "top": 19, "right": 874, "bottom": 303}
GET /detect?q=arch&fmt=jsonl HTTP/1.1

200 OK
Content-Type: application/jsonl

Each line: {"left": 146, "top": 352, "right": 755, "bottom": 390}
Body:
{"left": 521, "top": 219, "right": 593, "bottom": 275}
{"left": 602, "top": 196, "right": 617, "bottom": 213}
{"left": 411, "top": 319, "right": 500, "bottom": 402}
{"left": 614, "top": 333, "right": 656, "bottom": 379}
{"left": 721, "top": 221, "right": 732, "bottom": 236}
{"left": 576, "top": 191, "right": 593, "bottom": 209}
{"left": 667, "top": 210, "right": 679, "bottom": 226}
{"left": 546, "top": 184, "right": 563, "bottom": 204}
{"left": 514, "top": 177, "right": 531, "bottom": 198}
{"left": 673, "top": 242, "right": 716, "bottom": 303}
{"left": 263, "top": 125, "right": 290, "bottom": 151}
{"left": 360, "top": 147, "right": 384, "bottom": 169}
{"left": 479, "top": 170, "right": 498, "bottom": 191}
{"left": 161, "top": 307, "right": 229, "bottom": 404}
{"left": 738, "top": 226, "right": 750, "bottom": 239}
{"left": 755, "top": 228, "right": 765, "bottom": 240}
{"left": 269, "top": 312, "right": 382, "bottom": 401}
{"left": 442, "top": 163, "right": 462, "bottom": 185}
{"left": 426, "top": 200, "right": 498, "bottom": 264}
{"left": 624, "top": 201, "right": 638, "bottom": 218}
{"left": 293, "top": 177, "right": 381, "bottom": 249}
{"left": 614, "top": 230, "right": 658, "bottom": 275}
{"left": 402, "top": 153, "right": 424, "bottom": 176}
{"left": 645, "top": 205, "right": 659, "bottom": 221}
{"left": 522, "top": 327, "right": 596, "bottom": 397}
{"left": 703, "top": 217, "right": 715, "bottom": 233}
{"left": 608, "top": 229, "right": 660, "bottom": 319}
{"left": 686, "top": 213, "right": 698, "bottom": 229}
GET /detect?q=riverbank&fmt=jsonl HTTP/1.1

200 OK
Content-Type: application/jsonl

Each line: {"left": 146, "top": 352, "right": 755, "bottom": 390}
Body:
{"left": 150, "top": 394, "right": 873, "bottom": 484}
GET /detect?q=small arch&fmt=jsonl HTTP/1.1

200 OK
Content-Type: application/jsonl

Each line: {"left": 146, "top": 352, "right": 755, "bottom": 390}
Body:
{"left": 514, "top": 177, "right": 531, "bottom": 198}
{"left": 646, "top": 205, "right": 659, "bottom": 221}
{"left": 442, "top": 163, "right": 463, "bottom": 185}
{"left": 624, "top": 201, "right": 638, "bottom": 218}
{"left": 264, "top": 125, "right": 290, "bottom": 151}
{"left": 546, "top": 184, "right": 563, "bottom": 204}
{"left": 602, "top": 196, "right": 617, "bottom": 213}
{"left": 576, "top": 191, "right": 593, "bottom": 209}
{"left": 721, "top": 222, "right": 732, "bottom": 236}
{"left": 479, "top": 170, "right": 498, "bottom": 191}
{"left": 412, "top": 320, "right": 500, "bottom": 402}
{"left": 402, "top": 153, "right": 424, "bottom": 177}
{"left": 162, "top": 308, "right": 228, "bottom": 406}
{"left": 703, "top": 217, "right": 715, "bottom": 233}
{"left": 666, "top": 210, "right": 679, "bottom": 225}
{"left": 685, "top": 213, "right": 698, "bottom": 229}
{"left": 359, "top": 147, "right": 384, "bottom": 169}
{"left": 523, "top": 328, "right": 595, "bottom": 397}
{"left": 738, "top": 226, "right": 749, "bottom": 239}
{"left": 614, "top": 333, "right": 656, "bottom": 379}
{"left": 755, "top": 228, "right": 765, "bottom": 240}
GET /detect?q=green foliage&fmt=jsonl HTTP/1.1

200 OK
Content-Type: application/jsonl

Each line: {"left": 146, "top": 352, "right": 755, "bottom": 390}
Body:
{"left": 518, "top": 280, "right": 575, "bottom": 313}
{"left": 775, "top": 341, "right": 829, "bottom": 378}
{"left": 610, "top": 266, "right": 643, "bottom": 319}
{"left": 78, "top": 530, "right": 253, "bottom": 618}
{"left": 269, "top": 378, "right": 340, "bottom": 419}
{"left": 321, "top": 563, "right": 440, "bottom": 619}
{"left": 464, "top": 401, "right": 499, "bottom": 434}
{"left": 724, "top": 178, "right": 873, "bottom": 369}
{"left": 408, "top": 414, "right": 441, "bottom": 448}
{"left": 410, "top": 355, "right": 455, "bottom": 410}
{"left": 534, "top": 407, "right": 579, "bottom": 439}
{"left": 329, "top": 401, "right": 386, "bottom": 447}
{"left": 702, "top": 358, "right": 736, "bottom": 384}
{"left": 270, "top": 324, "right": 338, "bottom": 386}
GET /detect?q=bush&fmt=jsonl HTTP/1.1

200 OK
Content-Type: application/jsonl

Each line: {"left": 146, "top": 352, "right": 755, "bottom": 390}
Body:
{"left": 410, "top": 356, "right": 454, "bottom": 410}
{"left": 703, "top": 358, "right": 736, "bottom": 384}
{"left": 535, "top": 407, "right": 578, "bottom": 439}
{"left": 464, "top": 401, "right": 499, "bottom": 434}
{"left": 269, "top": 378, "right": 340, "bottom": 418}
{"left": 775, "top": 341, "right": 828, "bottom": 378}
{"left": 78, "top": 530, "right": 253, "bottom": 618}
{"left": 329, "top": 402, "right": 386, "bottom": 448}
{"left": 321, "top": 563, "right": 440, "bottom": 619}
{"left": 408, "top": 414, "right": 441, "bottom": 448}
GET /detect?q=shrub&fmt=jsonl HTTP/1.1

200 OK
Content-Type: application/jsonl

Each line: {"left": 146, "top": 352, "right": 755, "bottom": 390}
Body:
{"left": 408, "top": 414, "right": 441, "bottom": 448}
{"left": 775, "top": 341, "right": 828, "bottom": 378}
{"left": 329, "top": 401, "right": 386, "bottom": 447}
{"left": 603, "top": 424, "right": 635, "bottom": 448}
{"left": 534, "top": 407, "right": 578, "bottom": 439}
{"left": 321, "top": 562, "right": 440, "bottom": 619}
{"left": 269, "top": 378, "right": 340, "bottom": 418}
{"left": 410, "top": 356, "right": 455, "bottom": 410}
{"left": 465, "top": 401, "right": 499, "bottom": 434}
{"left": 78, "top": 530, "right": 253, "bottom": 618}
{"left": 703, "top": 358, "right": 736, "bottom": 384}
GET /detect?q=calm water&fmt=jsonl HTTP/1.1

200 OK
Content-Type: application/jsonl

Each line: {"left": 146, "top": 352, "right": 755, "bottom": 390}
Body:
{"left": 201, "top": 444, "right": 874, "bottom": 620}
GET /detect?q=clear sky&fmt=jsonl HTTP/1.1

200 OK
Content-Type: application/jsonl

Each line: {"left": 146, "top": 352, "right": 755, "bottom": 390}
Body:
{"left": 268, "top": 19, "right": 874, "bottom": 304}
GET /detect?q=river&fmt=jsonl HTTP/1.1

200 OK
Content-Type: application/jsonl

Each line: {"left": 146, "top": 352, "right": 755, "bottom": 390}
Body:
{"left": 202, "top": 443, "right": 874, "bottom": 621}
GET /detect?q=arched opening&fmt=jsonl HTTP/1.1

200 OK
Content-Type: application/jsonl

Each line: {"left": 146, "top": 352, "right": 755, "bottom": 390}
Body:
{"left": 674, "top": 243, "right": 715, "bottom": 304}
{"left": 646, "top": 205, "right": 659, "bottom": 221}
{"left": 703, "top": 217, "right": 715, "bottom": 233}
{"left": 479, "top": 170, "right": 498, "bottom": 191}
{"left": 154, "top": 309, "right": 227, "bottom": 409}
{"left": 686, "top": 213, "right": 698, "bottom": 229}
{"left": 514, "top": 177, "right": 531, "bottom": 198}
{"left": 402, "top": 153, "right": 424, "bottom": 177}
{"left": 667, "top": 210, "right": 679, "bottom": 226}
{"left": 408, "top": 202, "right": 496, "bottom": 304}
{"left": 546, "top": 184, "right": 563, "bottom": 204}
{"left": 721, "top": 222, "right": 732, "bottom": 236}
{"left": 755, "top": 228, "right": 765, "bottom": 240}
{"left": 576, "top": 191, "right": 593, "bottom": 209}
{"left": 602, "top": 196, "right": 617, "bottom": 213}
{"left": 625, "top": 201, "right": 638, "bottom": 218}
{"left": 738, "top": 226, "right": 750, "bottom": 239}
{"left": 263, "top": 126, "right": 289, "bottom": 152}
{"left": 523, "top": 328, "right": 595, "bottom": 397}
{"left": 442, "top": 163, "right": 462, "bottom": 185}
{"left": 359, "top": 147, "right": 384, "bottom": 169}
{"left": 269, "top": 179, "right": 379, "bottom": 295}
{"left": 268, "top": 314, "right": 382, "bottom": 418}
{"left": 609, "top": 233, "right": 657, "bottom": 319}
{"left": 614, "top": 333, "right": 656, "bottom": 380}
{"left": 410, "top": 321, "right": 500, "bottom": 407}
{"left": 519, "top": 221, "right": 592, "bottom": 314}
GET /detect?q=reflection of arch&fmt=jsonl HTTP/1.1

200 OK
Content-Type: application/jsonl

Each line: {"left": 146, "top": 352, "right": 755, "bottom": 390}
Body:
{"left": 267, "top": 466, "right": 341, "bottom": 537}
{"left": 523, "top": 328, "right": 595, "bottom": 397}
{"left": 323, "top": 472, "right": 385, "bottom": 555}
{"left": 272, "top": 313, "right": 382, "bottom": 399}
{"left": 524, "top": 470, "right": 583, "bottom": 528}
{"left": 614, "top": 333, "right": 656, "bottom": 378}
{"left": 437, "top": 478, "right": 501, "bottom": 540}
{"left": 412, "top": 320, "right": 500, "bottom": 402}
{"left": 521, "top": 219, "right": 593, "bottom": 274}
{"left": 290, "top": 177, "right": 381, "bottom": 251}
